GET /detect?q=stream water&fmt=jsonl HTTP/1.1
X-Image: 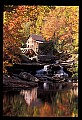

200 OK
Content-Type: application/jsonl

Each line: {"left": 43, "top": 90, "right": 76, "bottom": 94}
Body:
{"left": 3, "top": 63, "right": 78, "bottom": 117}
{"left": 3, "top": 84, "right": 78, "bottom": 117}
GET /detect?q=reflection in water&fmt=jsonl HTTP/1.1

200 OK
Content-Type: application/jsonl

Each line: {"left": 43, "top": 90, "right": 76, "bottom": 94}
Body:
{"left": 70, "top": 87, "right": 78, "bottom": 97}
{"left": 20, "top": 88, "right": 37, "bottom": 106}
{"left": 43, "top": 82, "right": 49, "bottom": 90}
{"left": 3, "top": 86, "right": 78, "bottom": 117}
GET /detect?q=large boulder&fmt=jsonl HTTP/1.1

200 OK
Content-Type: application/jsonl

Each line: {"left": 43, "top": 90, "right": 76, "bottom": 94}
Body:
{"left": 19, "top": 72, "right": 39, "bottom": 82}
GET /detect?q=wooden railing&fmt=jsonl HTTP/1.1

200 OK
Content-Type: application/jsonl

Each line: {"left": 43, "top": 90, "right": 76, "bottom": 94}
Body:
{"left": 20, "top": 48, "right": 38, "bottom": 55}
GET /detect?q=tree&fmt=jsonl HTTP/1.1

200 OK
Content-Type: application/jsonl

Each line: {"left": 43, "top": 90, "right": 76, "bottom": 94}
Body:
{"left": 3, "top": 6, "right": 30, "bottom": 73}
{"left": 41, "top": 6, "right": 79, "bottom": 54}
{"left": 3, "top": 5, "right": 43, "bottom": 73}
{"left": 35, "top": 6, "right": 51, "bottom": 35}
{"left": 3, "top": 6, "right": 79, "bottom": 73}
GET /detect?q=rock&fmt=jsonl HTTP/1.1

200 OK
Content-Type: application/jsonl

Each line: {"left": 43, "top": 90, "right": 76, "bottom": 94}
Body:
{"left": 3, "top": 74, "right": 12, "bottom": 81}
{"left": 19, "top": 54, "right": 32, "bottom": 63}
{"left": 6, "top": 66, "right": 24, "bottom": 75}
{"left": 11, "top": 75, "right": 21, "bottom": 80}
{"left": 3, "top": 74, "right": 38, "bottom": 89}
{"left": 6, "top": 63, "right": 44, "bottom": 75}
{"left": 19, "top": 72, "right": 39, "bottom": 82}
{"left": 63, "top": 67, "right": 72, "bottom": 77}
{"left": 38, "top": 55, "right": 55, "bottom": 63}
{"left": 51, "top": 76, "right": 63, "bottom": 82}
{"left": 19, "top": 72, "right": 33, "bottom": 80}
{"left": 46, "top": 64, "right": 60, "bottom": 75}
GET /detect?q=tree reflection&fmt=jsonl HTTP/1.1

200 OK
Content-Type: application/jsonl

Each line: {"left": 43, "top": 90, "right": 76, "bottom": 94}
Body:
{"left": 50, "top": 87, "right": 78, "bottom": 117}
{"left": 20, "top": 87, "right": 37, "bottom": 106}
{"left": 3, "top": 87, "right": 78, "bottom": 117}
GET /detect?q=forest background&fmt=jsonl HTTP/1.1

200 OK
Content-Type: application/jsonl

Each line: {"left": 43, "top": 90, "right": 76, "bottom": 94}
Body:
{"left": 3, "top": 5, "right": 79, "bottom": 77}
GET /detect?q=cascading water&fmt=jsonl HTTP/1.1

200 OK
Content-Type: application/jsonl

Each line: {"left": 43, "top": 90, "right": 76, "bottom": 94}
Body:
{"left": 43, "top": 65, "right": 50, "bottom": 71}
{"left": 35, "top": 65, "right": 50, "bottom": 77}
{"left": 55, "top": 66, "right": 68, "bottom": 78}
{"left": 35, "top": 64, "right": 69, "bottom": 79}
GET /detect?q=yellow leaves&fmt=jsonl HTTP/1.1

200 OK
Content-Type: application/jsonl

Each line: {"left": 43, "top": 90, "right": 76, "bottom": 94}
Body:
{"left": 3, "top": 12, "right": 6, "bottom": 23}
{"left": 72, "top": 24, "right": 79, "bottom": 33}
{"left": 72, "top": 33, "right": 79, "bottom": 46}
{"left": 71, "top": 112, "right": 78, "bottom": 117}
{"left": 33, "top": 107, "right": 39, "bottom": 117}
{"left": 41, "top": 6, "right": 79, "bottom": 43}
{"left": 65, "top": 27, "right": 69, "bottom": 32}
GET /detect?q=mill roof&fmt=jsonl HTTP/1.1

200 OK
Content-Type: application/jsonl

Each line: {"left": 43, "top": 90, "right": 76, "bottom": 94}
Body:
{"left": 30, "top": 34, "right": 45, "bottom": 42}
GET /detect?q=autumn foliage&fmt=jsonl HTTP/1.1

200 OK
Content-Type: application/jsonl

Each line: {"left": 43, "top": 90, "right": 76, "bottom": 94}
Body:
{"left": 3, "top": 5, "right": 79, "bottom": 73}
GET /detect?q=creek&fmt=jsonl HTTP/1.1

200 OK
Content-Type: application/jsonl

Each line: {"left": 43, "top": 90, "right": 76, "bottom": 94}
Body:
{"left": 3, "top": 59, "right": 78, "bottom": 117}
{"left": 3, "top": 85, "right": 78, "bottom": 117}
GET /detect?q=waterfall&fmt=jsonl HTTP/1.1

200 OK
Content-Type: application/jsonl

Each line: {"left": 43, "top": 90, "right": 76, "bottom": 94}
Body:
{"left": 35, "top": 65, "right": 49, "bottom": 77}
{"left": 56, "top": 65, "right": 68, "bottom": 77}
{"left": 35, "top": 65, "right": 68, "bottom": 78}
{"left": 43, "top": 65, "right": 49, "bottom": 71}
{"left": 60, "top": 66, "right": 63, "bottom": 71}
{"left": 57, "top": 66, "right": 64, "bottom": 75}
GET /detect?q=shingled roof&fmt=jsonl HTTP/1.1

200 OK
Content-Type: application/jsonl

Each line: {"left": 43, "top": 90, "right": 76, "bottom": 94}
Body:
{"left": 30, "top": 34, "right": 45, "bottom": 41}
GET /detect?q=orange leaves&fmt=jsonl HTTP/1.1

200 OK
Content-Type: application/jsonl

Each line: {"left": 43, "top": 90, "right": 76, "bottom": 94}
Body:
{"left": 3, "top": 6, "right": 32, "bottom": 72}
{"left": 39, "top": 102, "right": 52, "bottom": 117}
{"left": 8, "top": 22, "right": 15, "bottom": 30}
{"left": 59, "top": 105, "right": 66, "bottom": 111}
{"left": 16, "top": 6, "right": 27, "bottom": 15}
{"left": 41, "top": 6, "right": 79, "bottom": 44}
{"left": 59, "top": 34, "right": 70, "bottom": 40}
{"left": 58, "top": 103, "right": 68, "bottom": 111}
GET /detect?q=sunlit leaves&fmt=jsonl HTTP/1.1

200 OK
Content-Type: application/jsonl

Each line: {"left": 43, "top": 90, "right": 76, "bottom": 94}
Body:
{"left": 41, "top": 6, "right": 79, "bottom": 56}
{"left": 3, "top": 6, "right": 79, "bottom": 73}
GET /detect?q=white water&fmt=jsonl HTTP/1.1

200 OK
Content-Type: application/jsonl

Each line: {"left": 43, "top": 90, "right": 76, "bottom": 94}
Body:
{"left": 55, "top": 66, "right": 68, "bottom": 78}
{"left": 35, "top": 65, "right": 68, "bottom": 78}
{"left": 35, "top": 65, "right": 49, "bottom": 77}
{"left": 43, "top": 65, "right": 50, "bottom": 71}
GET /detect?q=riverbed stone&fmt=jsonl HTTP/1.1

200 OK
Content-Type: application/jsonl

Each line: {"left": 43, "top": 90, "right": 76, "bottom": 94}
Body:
{"left": 19, "top": 72, "right": 39, "bottom": 82}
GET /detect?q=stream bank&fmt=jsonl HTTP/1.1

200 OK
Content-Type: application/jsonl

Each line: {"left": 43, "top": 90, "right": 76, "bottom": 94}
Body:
{"left": 3, "top": 56, "right": 78, "bottom": 91}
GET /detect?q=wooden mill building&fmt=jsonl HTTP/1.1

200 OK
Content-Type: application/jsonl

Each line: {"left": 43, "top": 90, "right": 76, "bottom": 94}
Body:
{"left": 26, "top": 34, "right": 45, "bottom": 53}
{"left": 20, "top": 34, "right": 54, "bottom": 56}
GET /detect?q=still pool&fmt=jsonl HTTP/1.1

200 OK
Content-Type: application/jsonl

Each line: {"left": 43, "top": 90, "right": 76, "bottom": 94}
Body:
{"left": 3, "top": 84, "right": 78, "bottom": 117}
